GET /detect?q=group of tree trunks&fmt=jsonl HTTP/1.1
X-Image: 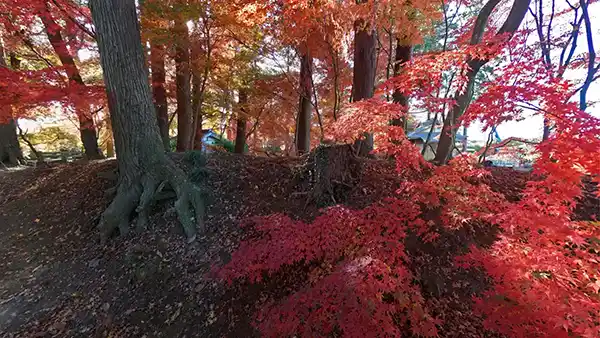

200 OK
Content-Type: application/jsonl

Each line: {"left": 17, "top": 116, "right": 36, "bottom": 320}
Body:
{"left": 90, "top": 0, "right": 205, "bottom": 242}
{"left": 40, "top": 6, "right": 104, "bottom": 160}
{"left": 2, "top": 0, "right": 533, "bottom": 242}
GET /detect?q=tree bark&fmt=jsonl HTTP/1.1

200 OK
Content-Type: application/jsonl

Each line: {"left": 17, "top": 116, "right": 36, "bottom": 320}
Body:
{"left": 39, "top": 5, "right": 103, "bottom": 160}
{"left": 391, "top": 41, "right": 412, "bottom": 129}
{"left": 434, "top": 0, "right": 531, "bottom": 164}
{"left": 90, "top": 0, "right": 205, "bottom": 243}
{"left": 191, "top": 73, "right": 204, "bottom": 150}
{"left": 542, "top": 119, "right": 551, "bottom": 141}
{"left": 296, "top": 52, "right": 313, "bottom": 155}
{"left": 0, "top": 39, "right": 23, "bottom": 167}
{"left": 174, "top": 18, "right": 192, "bottom": 152}
{"left": 352, "top": 19, "right": 377, "bottom": 157}
{"left": 578, "top": 0, "right": 598, "bottom": 112}
{"left": 234, "top": 89, "right": 248, "bottom": 154}
{"left": 190, "top": 28, "right": 212, "bottom": 150}
{"left": 150, "top": 42, "right": 170, "bottom": 151}
{"left": 0, "top": 120, "right": 22, "bottom": 167}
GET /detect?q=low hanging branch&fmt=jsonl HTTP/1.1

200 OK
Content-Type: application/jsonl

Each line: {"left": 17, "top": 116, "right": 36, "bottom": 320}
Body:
{"left": 16, "top": 122, "right": 44, "bottom": 164}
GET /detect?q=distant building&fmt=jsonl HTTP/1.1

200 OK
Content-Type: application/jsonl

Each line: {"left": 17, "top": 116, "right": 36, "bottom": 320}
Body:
{"left": 475, "top": 137, "right": 538, "bottom": 169}
{"left": 407, "top": 119, "right": 465, "bottom": 161}
{"left": 199, "top": 129, "right": 221, "bottom": 153}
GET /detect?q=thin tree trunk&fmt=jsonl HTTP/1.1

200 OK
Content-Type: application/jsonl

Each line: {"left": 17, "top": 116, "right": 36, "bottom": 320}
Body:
{"left": 391, "top": 41, "right": 412, "bottom": 129}
{"left": 105, "top": 112, "right": 115, "bottom": 158}
{"left": 234, "top": 89, "right": 248, "bottom": 154}
{"left": 39, "top": 5, "right": 103, "bottom": 160}
{"left": 352, "top": 18, "right": 377, "bottom": 157}
{"left": 150, "top": 42, "right": 170, "bottom": 151}
{"left": 174, "top": 18, "right": 192, "bottom": 152}
{"left": 190, "top": 21, "right": 212, "bottom": 150}
{"left": 90, "top": 0, "right": 205, "bottom": 243}
{"left": 191, "top": 73, "right": 204, "bottom": 150}
{"left": 434, "top": 0, "right": 530, "bottom": 164}
{"left": 327, "top": 41, "right": 341, "bottom": 121}
{"left": 542, "top": 119, "right": 551, "bottom": 141}
{"left": 296, "top": 52, "right": 313, "bottom": 155}
{"left": 578, "top": 0, "right": 598, "bottom": 112}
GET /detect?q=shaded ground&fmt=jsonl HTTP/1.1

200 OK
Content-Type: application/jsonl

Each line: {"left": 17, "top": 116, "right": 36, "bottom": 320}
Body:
{"left": 1, "top": 155, "right": 596, "bottom": 338}
{"left": 0, "top": 153, "right": 400, "bottom": 338}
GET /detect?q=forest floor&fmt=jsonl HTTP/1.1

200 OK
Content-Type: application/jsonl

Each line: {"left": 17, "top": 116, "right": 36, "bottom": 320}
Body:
{"left": 0, "top": 153, "right": 594, "bottom": 338}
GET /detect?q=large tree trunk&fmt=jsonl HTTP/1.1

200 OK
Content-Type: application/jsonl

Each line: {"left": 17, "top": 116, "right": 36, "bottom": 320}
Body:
{"left": 391, "top": 42, "right": 412, "bottom": 129}
{"left": 90, "top": 0, "right": 205, "bottom": 243}
{"left": 39, "top": 5, "right": 103, "bottom": 160}
{"left": 174, "top": 18, "right": 192, "bottom": 152}
{"left": 234, "top": 89, "right": 248, "bottom": 154}
{"left": 434, "top": 0, "right": 530, "bottom": 164}
{"left": 0, "top": 39, "right": 23, "bottom": 167}
{"left": 351, "top": 19, "right": 377, "bottom": 157}
{"left": 150, "top": 42, "right": 170, "bottom": 151}
{"left": 0, "top": 120, "right": 22, "bottom": 167}
{"left": 296, "top": 52, "right": 313, "bottom": 155}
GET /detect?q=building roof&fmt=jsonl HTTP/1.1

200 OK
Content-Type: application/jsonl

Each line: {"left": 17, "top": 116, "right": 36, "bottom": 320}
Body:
{"left": 407, "top": 120, "right": 465, "bottom": 143}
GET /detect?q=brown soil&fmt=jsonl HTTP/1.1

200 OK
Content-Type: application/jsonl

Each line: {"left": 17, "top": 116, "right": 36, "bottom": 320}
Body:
{"left": 0, "top": 155, "right": 595, "bottom": 338}
{"left": 0, "top": 152, "right": 400, "bottom": 338}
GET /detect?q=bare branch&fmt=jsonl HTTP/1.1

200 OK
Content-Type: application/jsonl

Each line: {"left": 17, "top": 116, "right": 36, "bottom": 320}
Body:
{"left": 50, "top": 0, "right": 97, "bottom": 40}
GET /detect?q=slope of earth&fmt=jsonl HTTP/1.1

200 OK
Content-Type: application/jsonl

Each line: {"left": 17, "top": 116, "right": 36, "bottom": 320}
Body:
{"left": 1, "top": 156, "right": 596, "bottom": 338}
{"left": 0, "top": 152, "right": 399, "bottom": 338}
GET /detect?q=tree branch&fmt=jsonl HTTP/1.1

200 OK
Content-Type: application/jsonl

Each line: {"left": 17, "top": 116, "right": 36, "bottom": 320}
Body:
{"left": 577, "top": 0, "right": 598, "bottom": 110}
{"left": 50, "top": 0, "right": 97, "bottom": 40}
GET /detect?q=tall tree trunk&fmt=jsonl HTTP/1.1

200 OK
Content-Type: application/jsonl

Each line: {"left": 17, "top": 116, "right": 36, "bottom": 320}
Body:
{"left": 150, "top": 42, "right": 170, "bottom": 151}
{"left": 296, "top": 52, "right": 313, "bottom": 155}
{"left": 39, "top": 5, "right": 103, "bottom": 160}
{"left": 174, "top": 18, "right": 192, "bottom": 152}
{"left": 234, "top": 89, "right": 248, "bottom": 154}
{"left": 90, "top": 0, "right": 205, "bottom": 243}
{"left": 190, "top": 21, "right": 213, "bottom": 150}
{"left": 391, "top": 41, "right": 412, "bottom": 129}
{"left": 434, "top": 0, "right": 530, "bottom": 164}
{"left": 0, "top": 40, "right": 23, "bottom": 167}
{"left": 351, "top": 19, "right": 377, "bottom": 156}
{"left": 191, "top": 73, "right": 204, "bottom": 150}
{"left": 578, "top": 0, "right": 597, "bottom": 112}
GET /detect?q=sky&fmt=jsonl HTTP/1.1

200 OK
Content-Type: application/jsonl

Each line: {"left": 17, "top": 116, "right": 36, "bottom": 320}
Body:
{"left": 466, "top": 1, "right": 600, "bottom": 142}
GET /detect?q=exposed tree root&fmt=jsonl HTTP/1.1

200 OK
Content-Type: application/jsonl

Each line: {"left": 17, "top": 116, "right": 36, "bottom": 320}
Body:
{"left": 97, "top": 158, "right": 206, "bottom": 244}
{"left": 294, "top": 144, "right": 362, "bottom": 208}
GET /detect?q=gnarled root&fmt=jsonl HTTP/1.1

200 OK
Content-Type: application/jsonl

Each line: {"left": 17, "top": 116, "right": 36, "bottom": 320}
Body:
{"left": 98, "top": 158, "right": 206, "bottom": 244}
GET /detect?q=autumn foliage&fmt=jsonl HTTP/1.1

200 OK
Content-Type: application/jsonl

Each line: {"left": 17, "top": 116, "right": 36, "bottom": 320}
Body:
{"left": 2, "top": 0, "right": 600, "bottom": 336}
{"left": 215, "top": 5, "right": 600, "bottom": 338}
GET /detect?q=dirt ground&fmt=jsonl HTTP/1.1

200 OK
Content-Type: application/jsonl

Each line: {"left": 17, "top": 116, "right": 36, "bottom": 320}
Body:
{"left": 0, "top": 153, "right": 596, "bottom": 338}
{"left": 0, "top": 152, "right": 403, "bottom": 338}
